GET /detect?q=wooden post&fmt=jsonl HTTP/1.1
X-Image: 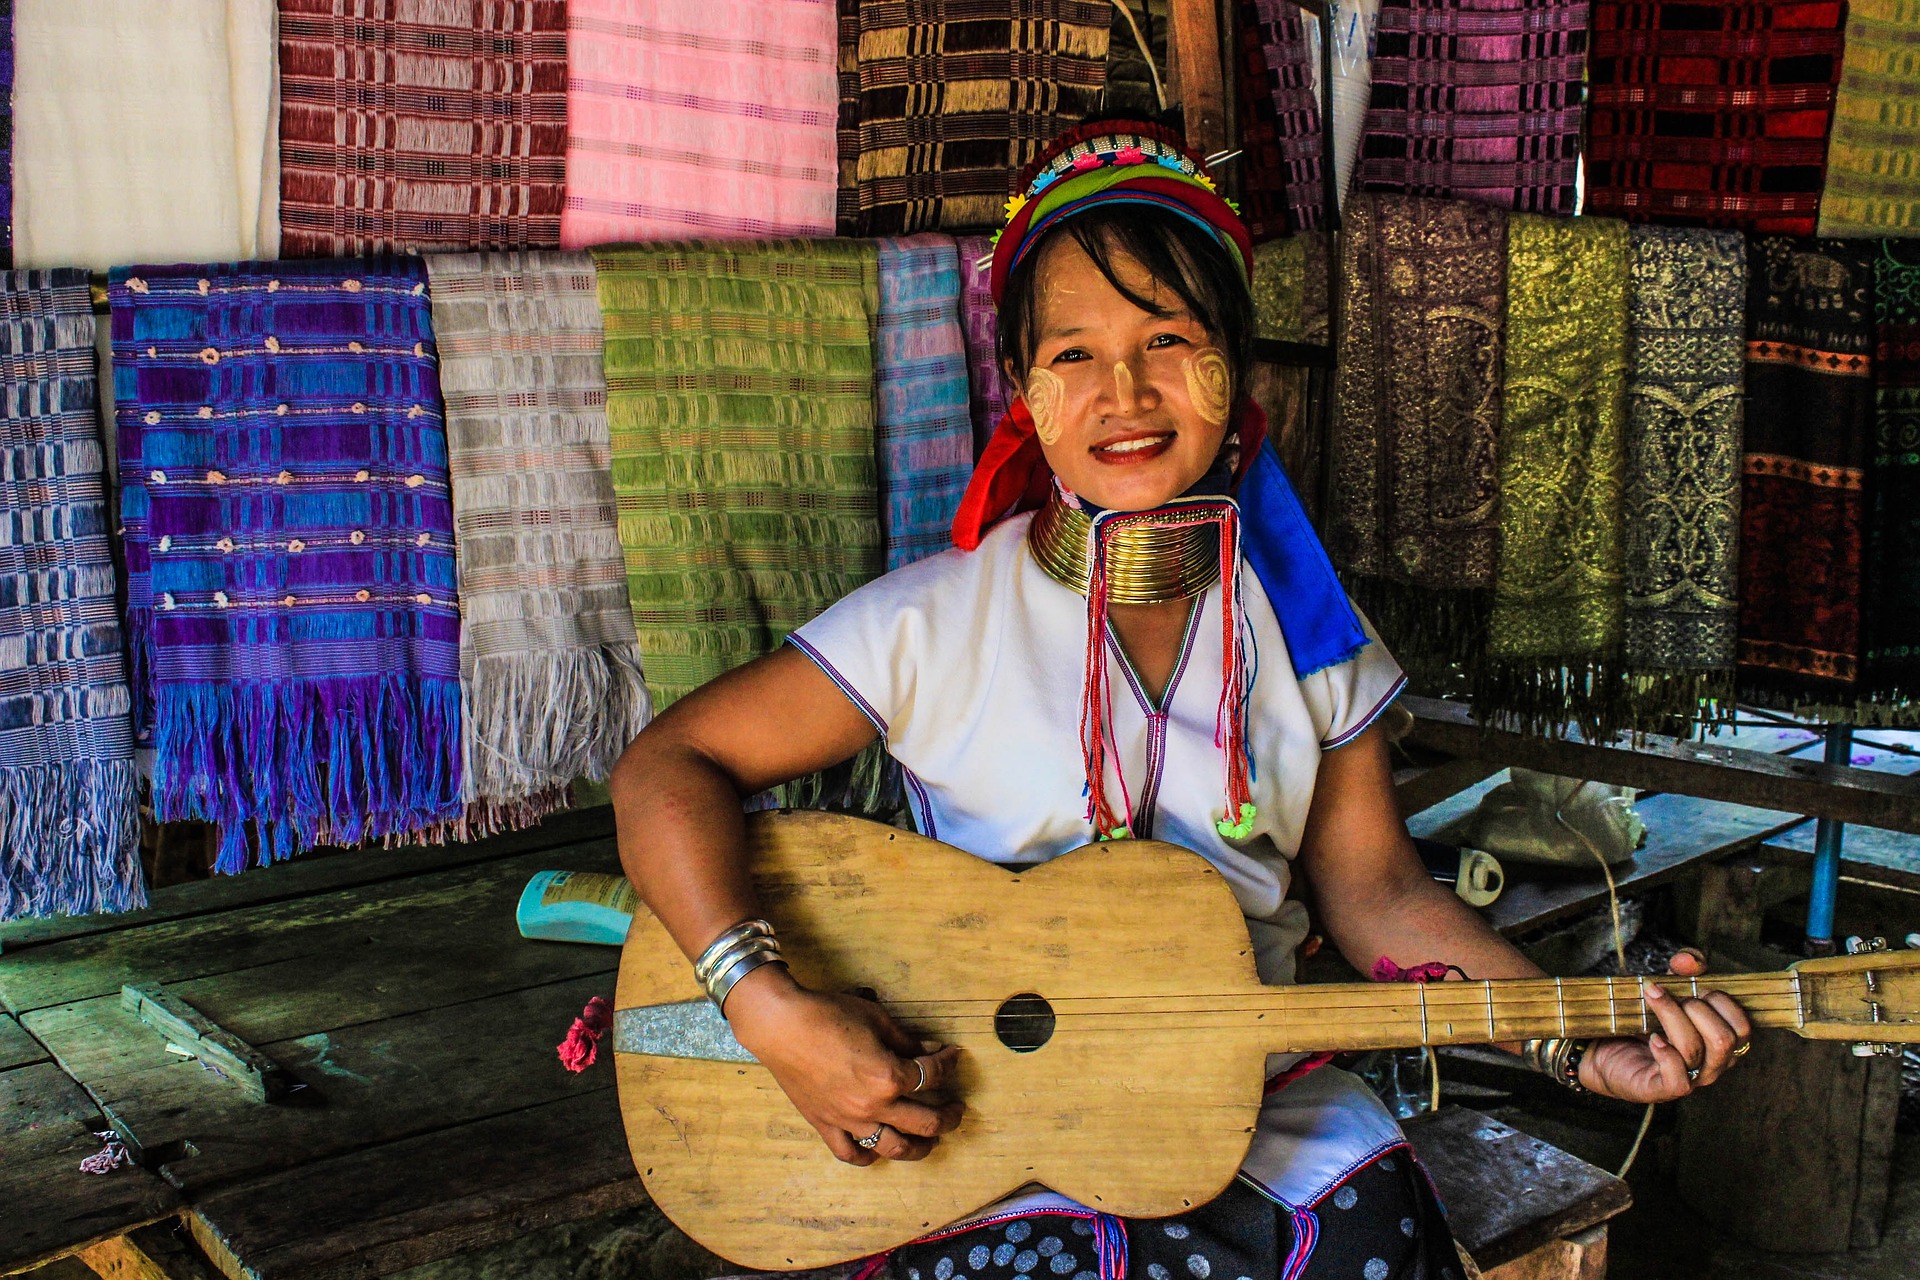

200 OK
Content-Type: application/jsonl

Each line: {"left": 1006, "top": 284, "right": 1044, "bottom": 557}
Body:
{"left": 1168, "top": 0, "right": 1227, "bottom": 155}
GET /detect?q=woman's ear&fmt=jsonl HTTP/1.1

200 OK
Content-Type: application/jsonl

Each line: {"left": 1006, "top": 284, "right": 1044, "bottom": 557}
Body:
{"left": 1002, "top": 357, "right": 1022, "bottom": 395}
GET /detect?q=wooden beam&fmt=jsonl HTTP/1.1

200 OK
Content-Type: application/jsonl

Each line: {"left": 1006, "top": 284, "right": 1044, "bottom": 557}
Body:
{"left": 1169, "top": 0, "right": 1228, "bottom": 155}
{"left": 1401, "top": 696, "right": 1920, "bottom": 836}
{"left": 78, "top": 1225, "right": 215, "bottom": 1280}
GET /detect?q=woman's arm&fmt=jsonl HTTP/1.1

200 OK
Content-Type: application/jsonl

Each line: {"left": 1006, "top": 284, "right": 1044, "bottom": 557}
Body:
{"left": 609, "top": 646, "right": 964, "bottom": 1164}
{"left": 1295, "top": 723, "right": 1752, "bottom": 1101}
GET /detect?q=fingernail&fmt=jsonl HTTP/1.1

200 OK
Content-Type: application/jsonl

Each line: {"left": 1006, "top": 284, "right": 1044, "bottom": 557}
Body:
{"left": 1643, "top": 981, "right": 1665, "bottom": 999}
{"left": 921, "top": 1041, "right": 942, "bottom": 1054}
{"left": 1650, "top": 1033, "right": 1668, "bottom": 1050}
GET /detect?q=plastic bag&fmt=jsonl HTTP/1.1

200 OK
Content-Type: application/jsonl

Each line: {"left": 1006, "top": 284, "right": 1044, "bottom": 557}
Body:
{"left": 1467, "top": 770, "right": 1646, "bottom": 869}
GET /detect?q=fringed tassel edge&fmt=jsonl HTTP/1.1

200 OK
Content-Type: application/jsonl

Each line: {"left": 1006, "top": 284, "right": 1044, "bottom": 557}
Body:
{"left": 151, "top": 675, "right": 464, "bottom": 875}
{"left": 1472, "top": 658, "right": 1738, "bottom": 743}
{"left": 0, "top": 758, "right": 146, "bottom": 922}
{"left": 457, "top": 644, "right": 654, "bottom": 837}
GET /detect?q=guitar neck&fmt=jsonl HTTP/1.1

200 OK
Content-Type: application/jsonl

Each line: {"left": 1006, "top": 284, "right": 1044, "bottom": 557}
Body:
{"left": 1248, "top": 972, "right": 1803, "bottom": 1053}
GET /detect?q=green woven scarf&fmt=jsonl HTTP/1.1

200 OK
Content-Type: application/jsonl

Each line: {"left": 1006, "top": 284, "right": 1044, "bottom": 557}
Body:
{"left": 594, "top": 238, "right": 884, "bottom": 710}
{"left": 1485, "top": 215, "right": 1631, "bottom": 735}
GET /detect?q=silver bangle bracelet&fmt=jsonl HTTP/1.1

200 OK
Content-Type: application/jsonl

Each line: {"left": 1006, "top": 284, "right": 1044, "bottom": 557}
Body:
{"left": 693, "top": 919, "right": 775, "bottom": 986}
{"left": 710, "top": 949, "right": 787, "bottom": 1014}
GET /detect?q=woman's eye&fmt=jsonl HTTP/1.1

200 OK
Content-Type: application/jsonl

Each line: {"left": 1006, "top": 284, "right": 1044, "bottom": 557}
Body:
{"left": 1147, "top": 333, "right": 1189, "bottom": 349}
{"left": 1052, "top": 348, "right": 1090, "bottom": 363}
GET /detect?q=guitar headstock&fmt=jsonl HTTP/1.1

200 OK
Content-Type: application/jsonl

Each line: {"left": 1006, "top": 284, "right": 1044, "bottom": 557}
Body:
{"left": 1791, "top": 937, "right": 1920, "bottom": 1054}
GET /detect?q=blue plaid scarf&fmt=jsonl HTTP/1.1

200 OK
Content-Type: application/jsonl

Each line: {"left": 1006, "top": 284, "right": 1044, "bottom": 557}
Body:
{"left": 0, "top": 269, "right": 142, "bottom": 919}
{"left": 875, "top": 235, "right": 974, "bottom": 570}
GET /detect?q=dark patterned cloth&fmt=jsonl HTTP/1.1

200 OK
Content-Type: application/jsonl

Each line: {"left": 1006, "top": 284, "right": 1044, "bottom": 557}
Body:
{"left": 1864, "top": 242, "right": 1920, "bottom": 723}
{"left": 1622, "top": 226, "right": 1746, "bottom": 701}
{"left": 1331, "top": 194, "right": 1506, "bottom": 593}
{"left": 0, "top": 2, "right": 12, "bottom": 268}
{"left": 1356, "top": 0, "right": 1588, "bottom": 214}
{"left": 1585, "top": 0, "right": 1847, "bottom": 236}
{"left": 885, "top": 1149, "right": 1461, "bottom": 1280}
{"left": 278, "top": 0, "right": 568, "bottom": 256}
{"left": 838, "top": 0, "right": 1112, "bottom": 235}
{"left": 1738, "top": 236, "right": 1876, "bottom": 709}
{"left": 1240, "top": 0, "right": 1327, "bottom": 237}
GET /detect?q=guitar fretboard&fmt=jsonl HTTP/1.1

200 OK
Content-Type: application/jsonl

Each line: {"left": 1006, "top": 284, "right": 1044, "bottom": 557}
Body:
{"left": 885, "top": 973, "right": 1802, "bottom": 1052}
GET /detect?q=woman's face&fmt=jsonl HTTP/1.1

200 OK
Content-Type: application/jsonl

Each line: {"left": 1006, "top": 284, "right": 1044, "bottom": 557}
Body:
{"left": 1008, "top": 235, "right": 1233, "bottom": 512}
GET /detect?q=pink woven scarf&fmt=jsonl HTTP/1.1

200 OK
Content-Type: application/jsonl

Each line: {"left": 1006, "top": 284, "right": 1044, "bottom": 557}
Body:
{"left": 559, "top": 0, "right": 840, "bottom": 246}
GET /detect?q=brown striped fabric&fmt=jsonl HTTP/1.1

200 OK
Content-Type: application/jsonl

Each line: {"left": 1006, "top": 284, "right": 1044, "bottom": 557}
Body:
{"left": 279, "top": 0, "right": 568, "bottom": 257}
{"left": 840, "top": 0, "right": 1112, "bottom": 235}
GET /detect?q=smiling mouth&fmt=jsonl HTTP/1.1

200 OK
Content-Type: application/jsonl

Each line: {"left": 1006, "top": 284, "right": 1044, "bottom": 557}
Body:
{"left": 1092, "top": 432, "right": 1175, "bottom": 462}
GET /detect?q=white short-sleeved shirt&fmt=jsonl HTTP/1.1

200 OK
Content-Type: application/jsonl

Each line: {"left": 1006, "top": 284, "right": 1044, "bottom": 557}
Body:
{"left": 790, "top": 511, "right": 1411, "bottom": 1210}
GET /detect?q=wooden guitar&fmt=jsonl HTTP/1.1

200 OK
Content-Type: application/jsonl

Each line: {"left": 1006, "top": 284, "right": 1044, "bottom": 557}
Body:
{"left": 613, "top": 811, "right": 1920, "bottom": 1270}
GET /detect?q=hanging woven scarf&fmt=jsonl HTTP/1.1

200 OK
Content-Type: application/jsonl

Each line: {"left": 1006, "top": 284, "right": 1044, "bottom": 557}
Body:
{"left": 425, "top": 251, "right": 653, "bottom": 833}
{"left": 838, "top": 1, "right": 1111, "bottom": 235}
{"left": 0, "top": 271, "right": 142, "bottom": 921}
{"left": 278, "top": 0, "right": 566, "bottom": 257}
{"left": 14, "top": 0, "right": 278, "bottom": 267}
{"left": 1862, "top": 241, "right": 1920, "bottom": 724}
{"left": 594, "top": 239, "right": 883, "bottom": 705}
{"left": 875, "top": 235, "right": 974, "bottom": 570}
{"left": 1585, "top": 0, "right": 1847, "bottom": 236}
{"left": 0, "top": 16, "right": 13, "bottom": 269}
{"left": 560, "top": 0, "right": 839, "bottom": 247}
{"left": 1818, "top": 0, "right": 1920, "bottom": 238}
{"left": 1356, "top": 0, "right": 1588, "bottom": 214}
{"left": 113, "top": 258, "right": 462, "bottom": 872}
{"left": 1621, "top": 226, "right": 1746, "bottom": 724}
{"left": 1485, "top": 214, "right": 1631, "bottom": 737}
{"left": 1331, "top": 194, "right": 1506, "bottom": 669}
{"left": 1239, "top": 0, "right": 1327, "bottom": 237}
{"left": 1737, "top": 236, "right": 1875, "bottom": 713}
{"left": 958, "top": 233, "right": 1009, "bottom": 457}
{"left": 1250, "top": 234, "right": 1333, "bottom": 347}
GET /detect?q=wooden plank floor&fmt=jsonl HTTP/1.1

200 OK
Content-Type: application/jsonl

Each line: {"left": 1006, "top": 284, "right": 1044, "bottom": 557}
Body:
{"left": 0, "top": 806, "right": 633, "bottom": 1278}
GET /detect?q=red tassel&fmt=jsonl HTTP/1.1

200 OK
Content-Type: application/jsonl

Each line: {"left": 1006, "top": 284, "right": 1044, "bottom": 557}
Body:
{"left": 1371, "top": 958, "right": 1453, "bottom": 984}
{"left": 557, "top": 995, "right": 613, "bottom": 1072}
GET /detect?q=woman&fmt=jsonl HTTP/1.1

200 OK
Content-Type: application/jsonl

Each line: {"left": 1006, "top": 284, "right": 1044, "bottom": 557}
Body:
{"left": 610, "top": 122, "right": 1750, "bottom": 1279}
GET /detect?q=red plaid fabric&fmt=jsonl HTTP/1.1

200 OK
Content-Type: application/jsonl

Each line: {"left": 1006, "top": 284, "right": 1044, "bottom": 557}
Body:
{"left": 279, "top": 0, "right": 568, "bottom": 256}
{"left": 1357, "top": 0, "right": 1589, "bottom": 214}
{"left": 1585, "top": 0, "right": 1847, "bottom": 235}
{"left": 1238, "top": 0, "right": 1327, "bottom": 237}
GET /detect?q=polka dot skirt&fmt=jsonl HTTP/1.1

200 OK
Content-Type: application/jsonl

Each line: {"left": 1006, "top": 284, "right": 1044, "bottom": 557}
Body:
{"left": 886, "top": 1148, "right": 1461, "bottom": 1280}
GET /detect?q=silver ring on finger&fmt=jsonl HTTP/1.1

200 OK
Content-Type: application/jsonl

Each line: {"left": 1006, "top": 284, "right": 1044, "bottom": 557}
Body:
{"left": 912, "top": 1059, "right": 928, "bottom": 1093}
{"left": 1686, "top": 1067, "right": 1702, "bottom": 1082}
{"left": 857, "top": 1125, "right": 887, "bottom": 1150}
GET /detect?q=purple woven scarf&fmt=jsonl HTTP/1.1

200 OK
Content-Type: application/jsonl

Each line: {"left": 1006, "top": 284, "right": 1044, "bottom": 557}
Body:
{"left": 958, "top": 234, "right": 1008, "bottom": 458}
{"left": 1357, "top": 0, "right": 1589, "bottom": 214}
{"left": 113, "top": 257, "right": 462, "bottom": 871}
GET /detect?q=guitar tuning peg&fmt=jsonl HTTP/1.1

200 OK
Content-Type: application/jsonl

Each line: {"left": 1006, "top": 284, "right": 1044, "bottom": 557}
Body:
{"left": 1845, "top": 936, "right": 1889, "bottom": 955}
{"left": 1904, "top": 933, "right": 1920, "bottom": 950}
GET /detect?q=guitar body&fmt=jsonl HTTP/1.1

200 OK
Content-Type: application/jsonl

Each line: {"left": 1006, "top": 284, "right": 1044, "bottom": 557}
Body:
{"left": 615, "top": 811, "right": 1272, "bottom": 1270}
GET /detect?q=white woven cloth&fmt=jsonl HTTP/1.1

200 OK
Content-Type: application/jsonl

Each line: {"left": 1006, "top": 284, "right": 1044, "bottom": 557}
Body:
{"left": 14, "top": 0, "right": 279, "bottom": 268}
{"left": 426, "top": 251, "right": 652, "bottom": 830}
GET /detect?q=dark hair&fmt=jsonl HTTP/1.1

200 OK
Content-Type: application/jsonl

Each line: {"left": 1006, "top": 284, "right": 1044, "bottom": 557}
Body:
{"left": 996, "top": 204, "right": 1256, "bottom": 409}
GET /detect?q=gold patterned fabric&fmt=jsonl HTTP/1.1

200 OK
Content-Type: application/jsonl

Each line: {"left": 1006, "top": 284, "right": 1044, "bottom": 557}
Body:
{"left": 1817, "top": 0, "right": 1920, "bottom": 238}
{"left": 1331, "top": 193, "right": 1505, "bottom": 590}
{"left": 1485, "top": 214, "right": 1631, "bottom": 733}
{"left": 1251, "top": 234, "right": 1330, "bottom": 346}
{"left": 1622, "top": 226, "right": 1746, "bottom": 713}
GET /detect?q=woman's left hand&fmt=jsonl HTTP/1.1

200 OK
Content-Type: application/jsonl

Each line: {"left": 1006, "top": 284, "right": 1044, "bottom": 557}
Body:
{"left": 1578, "top": 948, "right": 1754, "bottom": 1102}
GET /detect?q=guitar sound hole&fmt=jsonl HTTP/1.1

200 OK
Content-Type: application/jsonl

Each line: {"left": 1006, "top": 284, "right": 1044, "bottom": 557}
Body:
{"left": 994, "top": 993, "right": 1055, "bottom": 1052}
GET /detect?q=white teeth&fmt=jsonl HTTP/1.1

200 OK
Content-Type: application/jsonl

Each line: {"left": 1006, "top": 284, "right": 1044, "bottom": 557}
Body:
{"left": 1097, "top": 435, "right": 1169, "bottom": 454}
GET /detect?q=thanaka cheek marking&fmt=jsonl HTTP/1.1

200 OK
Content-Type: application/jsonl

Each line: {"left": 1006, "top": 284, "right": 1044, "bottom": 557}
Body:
{"left": 1025, "top": 367, "right": 1066, "bottom": 444}
{"left": 1184, "top": 348, "right": 1232, "bottom": 425}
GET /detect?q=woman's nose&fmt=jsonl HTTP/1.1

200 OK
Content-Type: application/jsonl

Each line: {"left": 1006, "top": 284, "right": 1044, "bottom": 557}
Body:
{"left": 1103, "top": 359, "right": 1157, "bottom": 414}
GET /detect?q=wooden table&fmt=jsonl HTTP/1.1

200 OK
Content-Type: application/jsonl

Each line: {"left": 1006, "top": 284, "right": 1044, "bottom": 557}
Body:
{"left": 0, "top": 807, "right": 646, "bottom": 1279}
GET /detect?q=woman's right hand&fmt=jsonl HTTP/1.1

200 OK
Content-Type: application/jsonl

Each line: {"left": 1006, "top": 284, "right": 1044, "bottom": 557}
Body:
{"left": 724, "top": 964, "right": 966, "bottom": 1166}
